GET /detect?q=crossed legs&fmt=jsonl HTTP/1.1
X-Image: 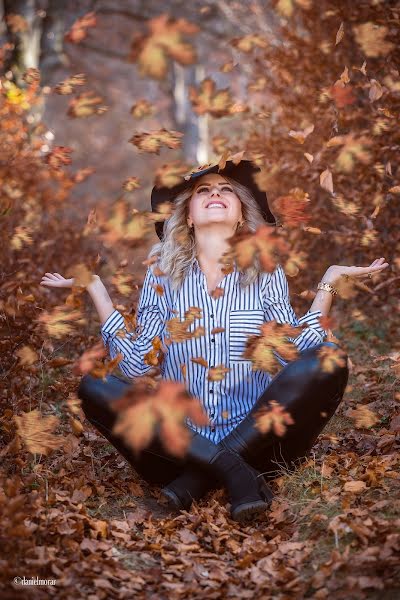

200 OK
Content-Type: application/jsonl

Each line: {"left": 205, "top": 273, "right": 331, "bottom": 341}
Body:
{"left": 78, "top": 341, "right": 349, "bottom": 501}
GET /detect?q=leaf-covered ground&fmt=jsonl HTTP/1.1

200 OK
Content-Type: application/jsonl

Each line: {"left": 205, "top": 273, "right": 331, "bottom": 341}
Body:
{"left": 1, "top": 2, "right": 399, "bottom": 598}
{"left": 2, "top": 316, "right": 399, "bottom": 599}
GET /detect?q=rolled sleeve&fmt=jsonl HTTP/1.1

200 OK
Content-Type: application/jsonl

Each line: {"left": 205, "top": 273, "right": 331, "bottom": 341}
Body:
{"left": 100, "top": 266, "right": 167, "bottom": 379}
{"left": 101, "top": 309, "right": 126, "bottom": 347}
{"left": 263, "top": 265, "right": 327, "bottom": 366}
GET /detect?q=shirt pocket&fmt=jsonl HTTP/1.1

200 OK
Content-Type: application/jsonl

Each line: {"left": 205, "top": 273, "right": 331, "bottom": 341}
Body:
{"left": 229, "top": 309, "right": 264, "bottom": 361}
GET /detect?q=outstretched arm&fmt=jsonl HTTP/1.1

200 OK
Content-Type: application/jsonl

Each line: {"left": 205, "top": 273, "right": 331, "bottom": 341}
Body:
{"left": 309, "top": 257, "right": 389, "bottom": 316}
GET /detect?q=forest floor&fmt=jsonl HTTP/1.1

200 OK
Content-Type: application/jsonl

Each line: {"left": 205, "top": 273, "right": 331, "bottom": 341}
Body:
{"left": 3, "top": 312, "right": 398, "bottom": 600}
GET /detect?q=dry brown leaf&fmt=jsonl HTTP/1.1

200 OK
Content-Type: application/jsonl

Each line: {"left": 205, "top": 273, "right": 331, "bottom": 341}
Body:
{"left": 320, "top": 168, "right": 334, "bottom": 193}
{"left": 14, "top": 409, "right": 62, "bottom": 455}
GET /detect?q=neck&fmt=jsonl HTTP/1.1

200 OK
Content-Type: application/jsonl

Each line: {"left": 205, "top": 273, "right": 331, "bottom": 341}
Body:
{"left": 195, "top": 226, "right": 235, "bottom": 272}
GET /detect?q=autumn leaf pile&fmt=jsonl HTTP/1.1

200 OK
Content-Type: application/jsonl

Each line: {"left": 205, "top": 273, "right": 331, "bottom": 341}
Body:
{"left": 1, "top": 2, "right": 399, "bottom": 598}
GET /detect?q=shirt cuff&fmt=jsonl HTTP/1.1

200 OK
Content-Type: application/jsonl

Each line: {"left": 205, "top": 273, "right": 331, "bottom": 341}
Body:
{"left": 101, "top": 309, "right": 126, "bottom": 346}
{"left": 298, "top": 309, "right": 327, "bottom": 339}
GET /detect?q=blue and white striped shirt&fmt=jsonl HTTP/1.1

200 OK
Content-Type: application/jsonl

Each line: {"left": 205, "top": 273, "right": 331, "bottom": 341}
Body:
{"left": 101, "top": 258, "right": 327, "bottom": 443}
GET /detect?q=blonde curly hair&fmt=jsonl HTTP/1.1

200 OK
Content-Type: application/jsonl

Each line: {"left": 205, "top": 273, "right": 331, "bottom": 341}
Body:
{"left": 147, "top": 176, "right": 274, "bottom": 291}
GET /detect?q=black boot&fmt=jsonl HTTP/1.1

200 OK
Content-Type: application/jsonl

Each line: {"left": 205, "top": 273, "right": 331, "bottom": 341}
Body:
{"left": 161, "top": 444, "right": 273, "bottom": 522}
{"left": 161, "top": 454, "right": 273, "bottom": 521}
{"left": 160, "top": 466, "right": 216, "bottom": 511}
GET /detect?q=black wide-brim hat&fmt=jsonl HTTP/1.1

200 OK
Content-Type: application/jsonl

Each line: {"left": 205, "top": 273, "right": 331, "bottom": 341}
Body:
{"left": 151, "top": 159, "right": 276, "bottom": 241}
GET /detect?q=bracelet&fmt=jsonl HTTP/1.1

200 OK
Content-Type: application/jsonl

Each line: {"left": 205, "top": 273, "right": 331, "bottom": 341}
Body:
{"left": 317, "top": 281, "right": 338, "bottom": 296}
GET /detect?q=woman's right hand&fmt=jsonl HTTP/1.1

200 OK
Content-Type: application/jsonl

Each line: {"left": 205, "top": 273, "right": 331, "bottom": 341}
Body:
{"left": 40, "top": 272, "right": 75, "bottom": 289}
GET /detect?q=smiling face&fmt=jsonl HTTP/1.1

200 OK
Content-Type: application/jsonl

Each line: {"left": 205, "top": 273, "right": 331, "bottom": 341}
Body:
{"left": 186, "top": 173, "right": 243, "bottom": 232}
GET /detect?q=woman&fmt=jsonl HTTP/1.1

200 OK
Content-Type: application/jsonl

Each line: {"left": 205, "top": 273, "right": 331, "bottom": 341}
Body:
{"left": 40, "top": 159, "right": 389, "bottom": 523}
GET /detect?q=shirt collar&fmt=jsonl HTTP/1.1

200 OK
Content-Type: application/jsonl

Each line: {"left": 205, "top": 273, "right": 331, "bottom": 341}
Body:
{"left": 190, "top": 256, "right": 238, "bottom": 275}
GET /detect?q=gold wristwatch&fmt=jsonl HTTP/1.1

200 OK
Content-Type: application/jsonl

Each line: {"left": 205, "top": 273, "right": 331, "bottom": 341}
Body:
{"left": 317, "top": 281, "right": 338, "bottom": 296}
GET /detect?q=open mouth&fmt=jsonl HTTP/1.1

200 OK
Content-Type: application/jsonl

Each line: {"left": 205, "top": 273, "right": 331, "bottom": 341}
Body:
{"left": 205, "top": 201, "right": 227, "bottom": 208}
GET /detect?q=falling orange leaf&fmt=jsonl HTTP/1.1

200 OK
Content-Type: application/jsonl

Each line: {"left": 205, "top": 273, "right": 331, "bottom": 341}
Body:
{"left": 254, "top": 400, "right": 294, "bottom": 437}
{"left": 346, "top": 405, "right": 379, "bottom": 429}
{"left": 64, "top": 12, "right": 97, "bottom": 44}
{"left": 14, "top": 409, "right": 62, "bottom": 455}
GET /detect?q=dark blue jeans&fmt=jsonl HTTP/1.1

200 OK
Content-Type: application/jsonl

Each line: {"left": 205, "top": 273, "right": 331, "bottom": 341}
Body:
{"left": 78, "top": 341, "right": 349, "bottom": 485}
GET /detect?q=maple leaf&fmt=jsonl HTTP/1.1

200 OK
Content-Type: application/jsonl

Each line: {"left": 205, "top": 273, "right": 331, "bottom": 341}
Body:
{"left": 53, "top": 74, "right": 86, "bottom": 95}
{"left": 73, "top": 341, "right": 106, "bottom": 375}
{"left": 14, "top": 409, "right": 62, "bottom": 455}
{"left": 211, "top": 136, "right": 230, "bottom": 154}
{"left": 353, "top": 22, "right": 395, "bottom": 57}
{"left": 242, "top": 321, "right": 301, "bottom": 372}
{"left": 112, "top": 380, "right": 209, "bottom": 457}
{"left": 5, "top": 13, "right": 28, "bottom": 33}
{"left": 230, "top": 34, "right": 268, "bottom": 52}
{"left": 326, "top": 134, "right": 372, "bottom": 173}
{"left": 154, "top": 161, "right": 190, "bottom": 188}
{"left": 64, "top": 11, "right": 97, "bottom": 44}
{"left": 273, "top": 188, "right": 311, "bottom": 227}
{"left": 122, "top": 177, "right": 141, "bottom": 192}
{"left": 316, "top": 345, "right": 348, "bottom": 374}
{"left": 331, "top": 194, "right": 360, "bottom": 217}
{"left": 37, "top": 307, "right": 85, "bottom": 339}
{"left": 288, "top": 124, "right": 314, "bottom": 145}
{"left": 110, "top": 272, "right": 134, "bottom": 296}
{"left": 16, "top": 345, "right": 38, "bottom": 366}
{"left": 74, "top": 167, "right": 95, "bottom": 183}
{"left": 22, "top": 68, "right": 40, "bottom": 87}
{"left": 129, "top": 14, "right": 199, "bottom": 80}
{"left": 166, "top": 307, "right": 205, "bottom": 343}
{"left": 329, "top": 83, "right": 357, "bottom": 108}
{"left": 10, "top": 226, "right": 33, "bottom": 251}
{"left": 189, "top": 78, "right": 233, "bottom": 118}
{"left": 346, "top": 405, "right": 379, "bottom": 429}
{"left": 191, "top": 357, "right": 208, "bottom": 368}
{"left": 283, "top": 249, "right": 308, "bottom": 277}
{"left": 229, "top": 224, "right": 289, "bottom": 272}
{"left": 90, "top": 354, "right": 124, "bottom": 380}
{"left": 254, "top": 400, "right": 295, "bottom": 437}
{"left": 101, "top": 202, "right": 153, "bottom": 245}
{"left": 144, "top": 336, "right": 165, "bottom": 368}
{"left": 129, "top": 129, "right": 183, "bottom": 154}
{"left": 45, "top": 146, "right": 73, "bottom": 170}
{"left": 66, "top": 263, "right": 95, "bottom": 288}
{"left": 207, "top": 365, "right": 231, "bottom": 382}
{"left": 130, "top": 100, "right": 154, "bottom": 118}
{"left": 67, "top": 91, "right": 108, "bottom": 118}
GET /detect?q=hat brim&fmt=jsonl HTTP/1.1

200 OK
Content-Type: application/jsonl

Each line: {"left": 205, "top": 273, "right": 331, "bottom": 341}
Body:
{"left": 151, "top": 159, "right": 276, "bottom": 241}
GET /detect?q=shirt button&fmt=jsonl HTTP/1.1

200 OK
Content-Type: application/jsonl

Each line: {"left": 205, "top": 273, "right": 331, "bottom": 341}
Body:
{"left": 209, "top": 390, "right": 214, "bottom": 394}
{"left": 211, "top": 338, "right": 215, "bottom": 343}
{"left": 211, "top": 314, "right": 214, "bottom": 318}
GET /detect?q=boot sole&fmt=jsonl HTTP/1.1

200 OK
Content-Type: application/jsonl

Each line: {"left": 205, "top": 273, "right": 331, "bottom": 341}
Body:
{"left": 231, "top": 499, "right": 269, "bottom": 523}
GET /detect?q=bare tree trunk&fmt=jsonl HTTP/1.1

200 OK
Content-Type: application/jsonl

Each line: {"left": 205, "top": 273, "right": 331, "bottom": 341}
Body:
{"left": 3, "top": 0, "right": 42, "bottom": 83}
{"left": 171, "top": 61, "right": 209, "bottom": 166}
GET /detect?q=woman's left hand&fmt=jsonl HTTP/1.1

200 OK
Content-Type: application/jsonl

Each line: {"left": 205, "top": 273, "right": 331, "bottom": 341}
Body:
{"left": 324, "top": 257, "right": 390, "bottom": 285}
